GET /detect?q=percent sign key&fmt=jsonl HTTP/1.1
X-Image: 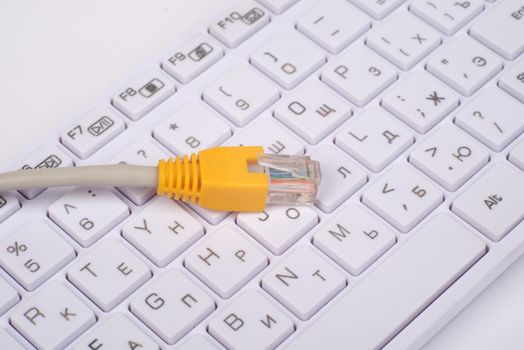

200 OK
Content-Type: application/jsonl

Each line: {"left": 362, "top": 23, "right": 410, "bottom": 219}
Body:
{"left": 7, "top": 241, "right": 27, "bottom": 256}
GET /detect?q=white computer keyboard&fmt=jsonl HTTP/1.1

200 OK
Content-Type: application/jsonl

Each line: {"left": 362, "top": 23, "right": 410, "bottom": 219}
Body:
{"left": 1, "top": 0, "right": 524, "bottom": 349}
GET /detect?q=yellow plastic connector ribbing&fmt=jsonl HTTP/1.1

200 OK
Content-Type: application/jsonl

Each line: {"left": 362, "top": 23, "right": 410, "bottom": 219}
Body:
{"left": 157, "top": 146, "right": 269, "bottom": 212}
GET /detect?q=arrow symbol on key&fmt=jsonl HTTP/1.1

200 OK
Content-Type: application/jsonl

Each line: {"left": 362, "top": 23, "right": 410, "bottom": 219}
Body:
{"left": 64, "top": 203, "right": 77, "bottom": 214}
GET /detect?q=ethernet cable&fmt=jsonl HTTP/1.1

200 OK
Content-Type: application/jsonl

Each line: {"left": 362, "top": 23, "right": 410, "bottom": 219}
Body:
{"left": 0, "top": 146, "right": 321, "bottom": 211}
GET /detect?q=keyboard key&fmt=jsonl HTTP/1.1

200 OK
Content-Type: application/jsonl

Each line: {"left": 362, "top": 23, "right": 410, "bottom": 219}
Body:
{"left": 10, "top": 281, "right": 96, "bottom": 350}
{"left": 313, "top": 203, "right": 396, "bottom": 275}
{"left": 0, "top": 220, "right": 75, "bottom": 291}
{"left": 251, "top": 31, "right": 326, "bottom": 89}
{"left": 273, "top": 80, "right": 351, "bottom": 144}
{"left": 335, "top": 108, "right": 414, "bottom": 172}
{"left": 286, "top": 214, "right": 486, "bottom": 350}
{"left": 366, "top": 11, "right": 441, "bottom": 70}
{"left": 455, "top": 87, "right": 524, "bottom": 151}
{"left": 452, "top": 162, "right": 524, "bottom": 242}
{"left": 130, "top": 269, "right": 215, "bottom": 344}
{"left": 362, "top": 163, "right": 443, "bottom": 232}
{"left": 0, "top": 329, "right": 24, "bottom": 350}
{"left": 112, "top": 70, "right": 176, "bottom": 121}
{"left": 0, "top": 277, "right": 19, "bottom": 315}
{"left": 350, "top": 0, "right": 405, "bottom": 19}
{"left": 188, "top": 204, "right": 230, "bottom": 226}
{"left": 49, "top": 187, "right": 129, "bottom": 247}
{"left": 122, "top": 197, "right": 204, "bottom": 267}
{"left": 499, "top": 57, "right": 524, "bottom": 103}
{"left": 209, "top": 0, "right": 270, "bottom": 48}
{"left": 426, "top": 36, "right": 503, "bottom": 96}
{"left": 381, "top": 71, "right": 460, "bottom": 133}
{"left": 469, "top": 0, "right": 524, "bottom": 60}
{"left": 178, "top": 335, "right": 220, "bottom": 350}
{"left": 256, "top": 0, "right": 297, "bottom": 14}
{"left": 509, "top": 138, "right": 524, "bottom": 171}
{"left": 154, "top": 102, "right": 231, "bottom": 154}
{"left": 162, "top": 34, "right": 224, "bottom": 83}
{"left": 321, "top": 44, "right": 397, "bottom": 107}
{"left": 262, "top": 245, "right": 345, "bottom": 320}
{"left": 236, "top": 205, "right": 318, "bottom": 255}
{"left": 0, "top": 192, "right": 20, "bottom": 223}
{"left": 208, "top": 290, "right": 294, "bottom": 349}
{"left": 184, "top": 226, "right": 268, "bottom": 298}
{"left": 296, "top": 0, "right": 371, "bottom": 54}
{"left": 203, "top": 65, "right": 280, "bottom": 126}
{"left": 67, "top": 239, "right": 151, "bottom": 311}
{"left": 60, "top": 107, "right": 126, "bottom": 159}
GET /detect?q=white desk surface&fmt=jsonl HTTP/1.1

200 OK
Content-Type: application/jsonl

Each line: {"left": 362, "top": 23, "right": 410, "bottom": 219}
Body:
{"left": 1, "top": 1, "right": 524, "bottom": 348}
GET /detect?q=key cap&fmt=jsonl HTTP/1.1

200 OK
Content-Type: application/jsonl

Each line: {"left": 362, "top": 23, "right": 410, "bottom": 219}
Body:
{"left": 162, "top": 34, "right": 224, "bottom": 84}
{"left": 262, "top": 246, "right": 345, "bottom": 320}
{"left": 286, "top": 214, "right": 486, "bottom": 350}
{"left": 362, "top": 163, "right": 443, "bottom": 232}
{"left": 0, "top": 329, "right": 24, "bottom": 350}
{"left": 297, "top": 0, "right": 371, "bottom": 54}
{"left": 122, "top": 197, "right": 204, "bottom": 267}
{"left": 130, "top": 269, "right": 215, "bottom": 344}
{"left": 203, "top": 65, "right": 280, "bottom": 126}
{"left": 10, "top": 281, "right": 96, "bottom": 350}
{"left": 426, "top": 36, "right": 503, "bottom": 96}
{"left": 60, "top": 107, "right": 126, "bottom": 159}
{"left": 452, "top": 162, "right": 524, "bottom": 242}
{"left": 409, "top": 125, "right": 489, "bottom": 191}
{"left": 366, "top": 11, "right": 441, "bottom": 70}
{"left": 184, "top": 226, "right": 268, "bottom": 298}
{"left": 0, "top": 220, "right": 75, "bottom": 291}
{"left": 273, "top": 80, "right": 351, "bottom": 144}
{"left": 469, "top": 0, "right": 524, "bottom": 60}
{"left": 335, "top": 108, "right": 414, "bottom": 172}
{"left": 0, "top": 277, "right": 19, "bottom": 315}
{"left": 112, "top": 70, "right": 176, "bottom": 121}
{"left": 209, "top": 0, "right": 270, "bottom": 48}
{"left": 154, "top": 102, "right": 231, "bottom": 154}
{"left": 350, "top": 0, "right": 405, "bottom": 19}
{"left": 236, "top": 205, "right": 318, "bottom": 255}
{"left": 381, "top": 71, "right": 460, "bottom": 133}
{"left": 410, "top": 0, "right": 484, "bottom": 35}
{"left": 49, "top": 187, "right": 129, "bottom": 247}
{"left": 67, "top": 239, "right": 151, "bottom": 311}
{"left": 499, "top": 58, "right": 524, "bottom": 103}
{"left": 188, "top": 204, "right": 230, "bottom": 226}
{"left": 178, "top": 335, "right": 220, "bottom": 350}
{"left": 256, "top": 0, "right": 298, "bottom": 14}
{"left": 208, "top": 289, "right": 294, "bottom": 349}
{"left": 321, "top": 44, "right": 397, "bottom": 107}
{"left": 0, "top": 192, "right": 20, "bottom": 224}
{"left": 250, "top": 31, "right": 326, "bottom": 89}
{"left": 455, "top": 87, "right": 524, "bottom": 151}
{"left": 73, "top": 313, "right": 159, "bottom": 350}
{"left": 509, "top": 138, "right": 524, "bottom": 171}
{"left": 313, "top": 203, "right": 396, "bottom": 275}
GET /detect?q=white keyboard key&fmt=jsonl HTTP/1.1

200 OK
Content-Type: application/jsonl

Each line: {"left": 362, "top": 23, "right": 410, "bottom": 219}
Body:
{"left": 185, "top": 226, "right": 268, "bottom": 298}
{"left": 256, "top": 0, "right": 297, "bottom": 14}
{"left": 208, "top": 289, "right": 294, "bottom": 349}
{"left": 67, "top": 239, "right": 151, "bottom": 311}
{"left": 382, "top": 71, "right": 460, "bottom": 133}
{"left": 362, "top": 163, "right": 443, "bottom": 232}
{"left": 10, "top": 281, "right": 96, "bottom": 350}
{"left": 0, "top": 192, "right": 20, "bottom": 223}
{"left": 61, "top": 107, "right": 126, "bottom": 159}
{"left": 209, "top": 0, "right": 270, "bottom": 48}
{"left": 509, "top": 138, "right": 524, "bottom": 171}
{"left": 350, "top": 0, "right": 405, "bottom": 19}
{"left": 286, "top": 214, "right": 486, "bottom": 350}
{"left": 130, "top": 269, "right": 215, "bottom": 344}
{"left": 73, "top": 313, "right": 159, "bottom": 350}
{"left": 321, "top": 44, "right": 398, "bottom": 107}
{"left": 49, "top": 187, "right": 129, "bottom": 247}
{"left": 499, "top": 58, "right": 524, "bottom": 103}
{"left": 273, "top": 80, "right": 351, "bottom": 144}
{"left": 188, "top": 203, "right": 230, "bottom": 226}
{"left": 251, "top": 31, "right": 326, "bottom": 89}
{"left": 335, "top": 108, "right": 414, "bottom": 172}
{"left": 0, "top": 220, "right": 75, "bottom": 291}
{"left": 236, "top": 205, "right": 318, "bottom": 255}
{"left": 203, "top": 65, "right": 280, "bottom": 126}
{"left": 470, "top": 0, "right": 524, "bottom": 60}
{"left": 410, "top": 0, "right": 484, "bottom": 35}
{"left": 162, "top": 34, "right": 224, "bottom": 83}
{"left": 309, "top": 145, "right": 367, "bottom": 213}
{"left": 178, "top": 335, "right": 220, "bottom": 350}
{"left": 112, "top": 70, "right": 176, "bottom": 121}
{"left": 0, "top": 329, "right": 24, "bottom": 350}
{"left": 452, "top": 162, "right": 524, "bottom": 242}
{"left": 426, "top": 36, "right": 503, "bottom": 96}
{"left": 410, "top": 125, "right": 490, "bottom": 191}
{"left": 262, "top": 246, "right": 345, "bottom": 320}
{"left": 0, "top": 277, "right": 19, "bottom": 315}
{"left": 455, "top": 87, "right": 524, "bottom": 151}
{"left": 366, "top": 11, "right": 441, "bottom": 70}
{"left": 297, "top": 0, "right": 371, "bottom": 54}
{"left": 313, "top": 203, "right": 396, "bottom": 275}
{"left": 122, "top": 197, "right": 204, "bottom": 267}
